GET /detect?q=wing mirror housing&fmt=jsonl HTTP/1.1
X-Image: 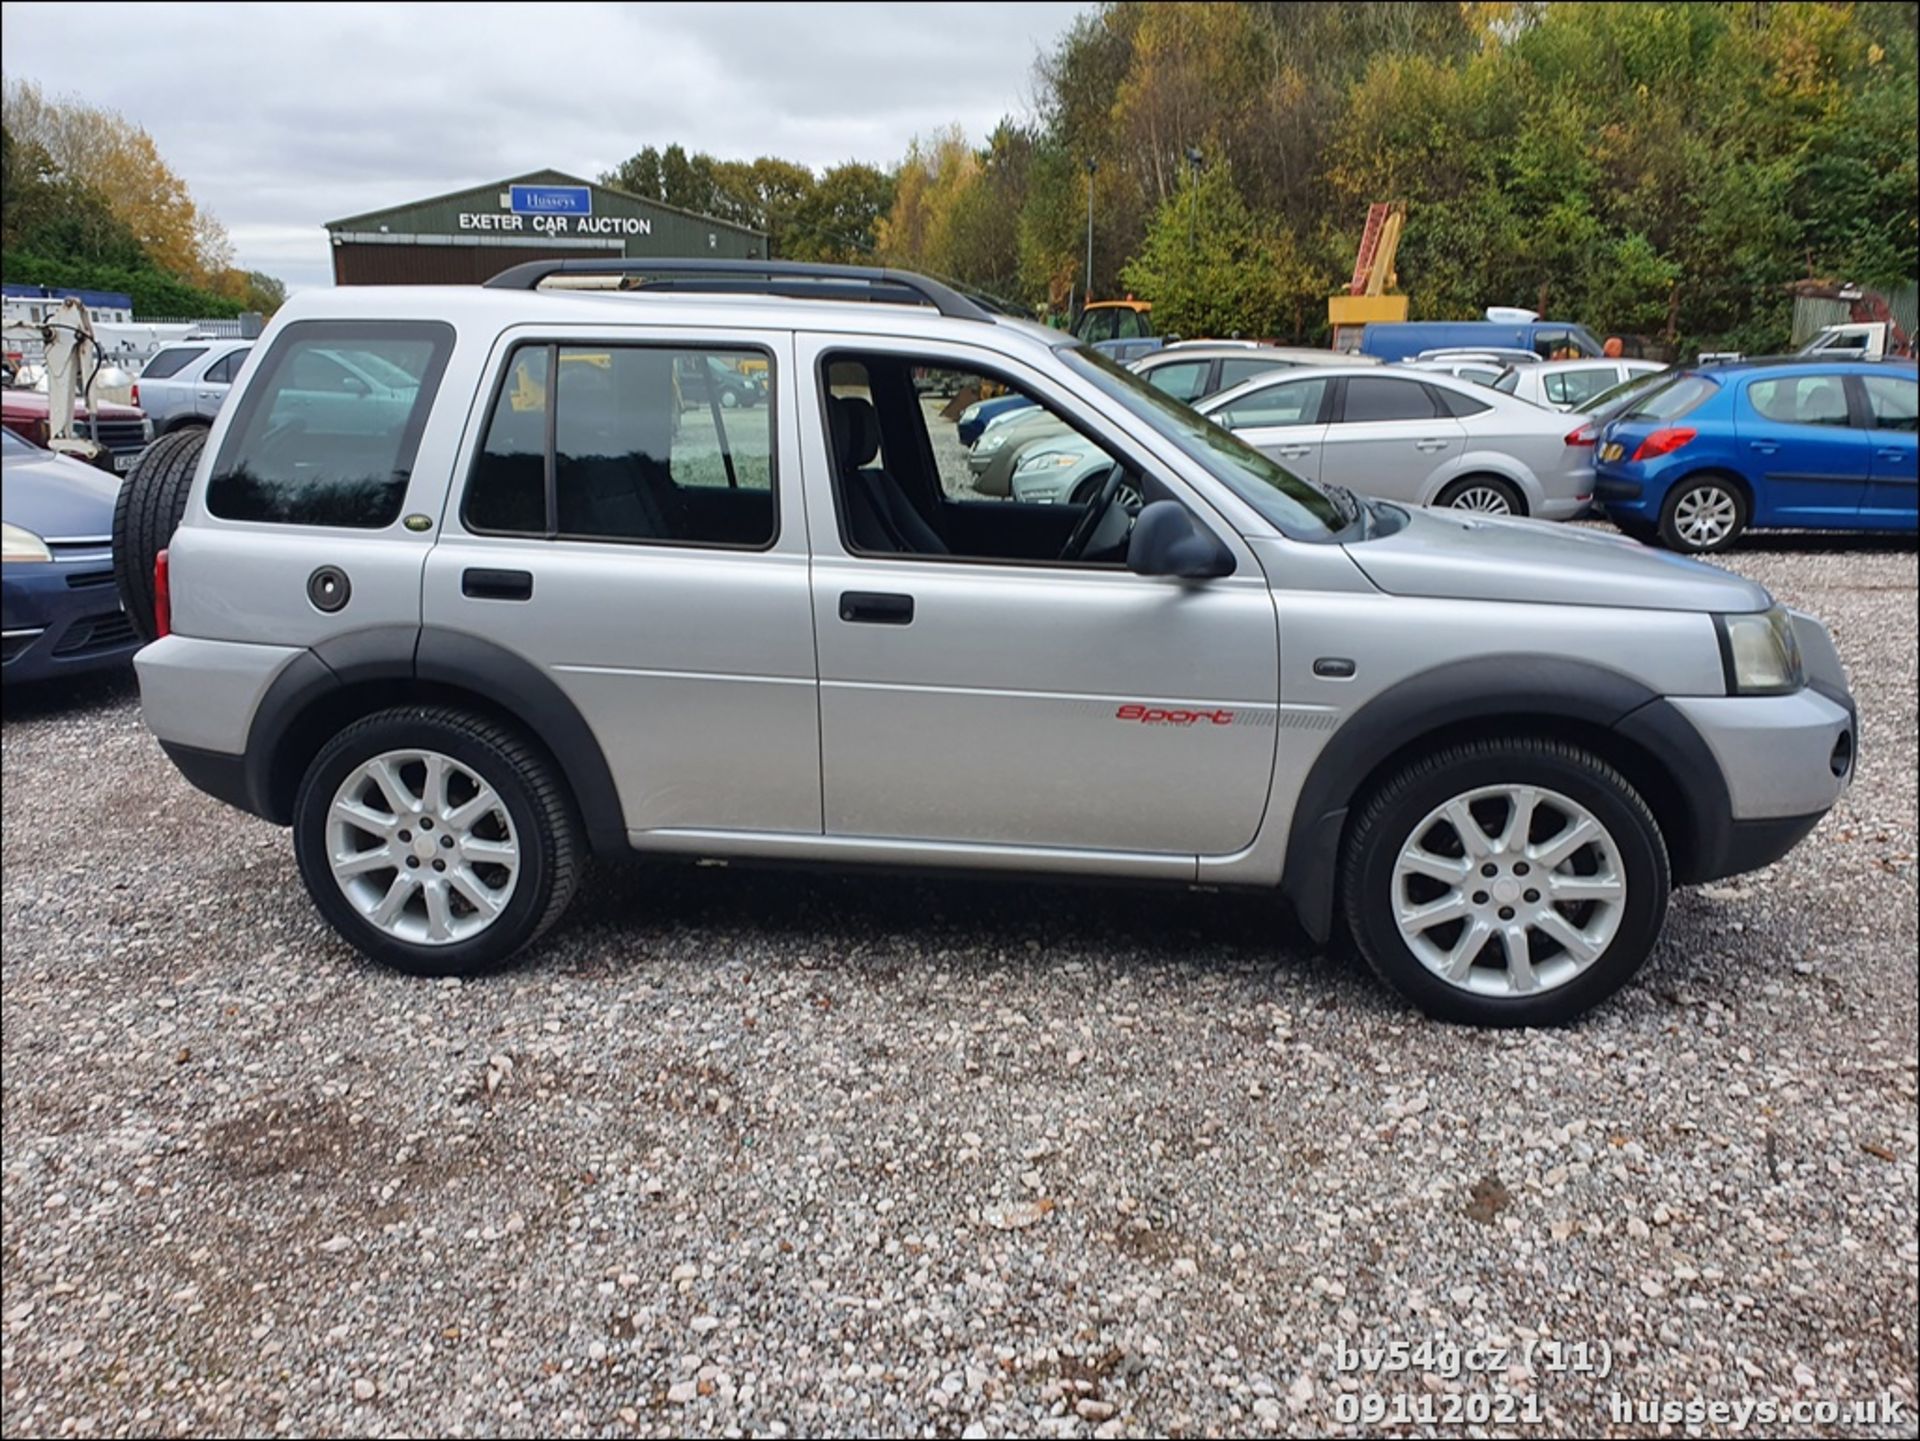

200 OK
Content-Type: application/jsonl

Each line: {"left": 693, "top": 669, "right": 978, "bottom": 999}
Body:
{"left": 1127, "top": 500, "right": 1234, "bottom": 579}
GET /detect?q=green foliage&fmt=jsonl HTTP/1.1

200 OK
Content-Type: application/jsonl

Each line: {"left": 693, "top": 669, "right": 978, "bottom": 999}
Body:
{"left": 1, "top": 249, "right": 243, "bottom": 317}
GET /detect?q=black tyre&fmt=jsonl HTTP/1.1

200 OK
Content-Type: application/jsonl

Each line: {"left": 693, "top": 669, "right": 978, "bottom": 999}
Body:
{"left": 1612, "top": 515, "right": 1659, "bottom": 544}
{"left": 112, "top": 426, "right": 206, "bottom": 643}
{"left": 1434, "top": 475, "right": 1526, "bottom": 516}
{"left": 293, "top": 707, "right": 583, "bottom": 977}
{"left": 1657, "top": 474, "right": 1747, "bottom": 553}
{"left": 1340, "top": 738, "right": 1670, "bottom": 1027}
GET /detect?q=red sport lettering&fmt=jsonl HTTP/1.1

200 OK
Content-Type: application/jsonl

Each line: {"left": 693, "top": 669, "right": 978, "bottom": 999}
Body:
{"left": 1115, "top": 704, "right": 1237, "bottom": 726}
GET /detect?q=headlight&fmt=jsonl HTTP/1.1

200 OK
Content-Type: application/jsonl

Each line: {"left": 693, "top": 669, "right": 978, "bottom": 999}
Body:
{"left": 1015, "top": 450, "right": 1082, "bottom": 474}
{"left": 2, "top": 521, "right": 53, "bottom": 564}
{"left": 976, "top": 432, "right": 1009, "bottom": 455}
{"left": 1716, "top": 605, "right": 1803, "bottom": 695}
{"left": 959, "top": 403, "right": 981, "bottom": 424}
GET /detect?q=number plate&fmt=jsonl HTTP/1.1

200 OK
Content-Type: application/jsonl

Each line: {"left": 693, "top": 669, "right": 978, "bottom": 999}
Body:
{"left": 113, "top": 451, "right": 139, "bottom": 472}
{"left": 1598, "top": 441, "right": 1624, "bottom": 463}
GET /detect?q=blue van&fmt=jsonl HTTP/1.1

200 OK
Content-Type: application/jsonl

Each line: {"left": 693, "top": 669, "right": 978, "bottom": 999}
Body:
{"left": 1360, "top": 320, "right": 1605, "bottom": 363}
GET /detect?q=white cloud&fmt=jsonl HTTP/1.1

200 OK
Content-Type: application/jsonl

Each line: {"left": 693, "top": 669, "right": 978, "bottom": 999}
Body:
{"left": 2, "top": 0, "right": 1088, "bottom": 291}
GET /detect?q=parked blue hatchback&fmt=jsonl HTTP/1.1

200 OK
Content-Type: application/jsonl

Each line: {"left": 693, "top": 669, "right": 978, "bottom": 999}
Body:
{"left": 1, "top": 427, "right": 141, "bottom": 682}
{"left": 1594, "top": 357, "right": 1917, "bottom": 553}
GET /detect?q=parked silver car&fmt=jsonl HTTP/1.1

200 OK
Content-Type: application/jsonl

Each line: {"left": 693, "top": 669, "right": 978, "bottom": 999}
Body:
{"left": 120, "top": 259, "right": 1855, "bottom": 1027}
{"left": 133, "top": 339, "right": 253, "bottom": 433}
{"left": 1494, "top": 358, "right": 1668, "bottom": 411}
{"left": 1132, "top": 343, "right": 1376, "bottom": 405}
{"left": 1199, "top": 365, "right": 1596, "bottom": 516}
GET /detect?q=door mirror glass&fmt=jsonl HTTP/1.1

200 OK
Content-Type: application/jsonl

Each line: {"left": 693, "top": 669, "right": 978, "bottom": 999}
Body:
{"left": 1127, "top": 499, "right": 1233, "bottom": 579}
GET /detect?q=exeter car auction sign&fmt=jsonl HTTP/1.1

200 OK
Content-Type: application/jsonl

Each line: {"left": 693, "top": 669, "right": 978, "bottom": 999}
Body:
{"left": 458, "top": 184, "right": 654, "bottom": 237}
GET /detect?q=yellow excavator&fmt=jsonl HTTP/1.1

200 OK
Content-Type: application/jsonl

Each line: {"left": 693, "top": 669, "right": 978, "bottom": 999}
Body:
{"left": 1328, "top": 202, "right": 1407, "bottom": 351}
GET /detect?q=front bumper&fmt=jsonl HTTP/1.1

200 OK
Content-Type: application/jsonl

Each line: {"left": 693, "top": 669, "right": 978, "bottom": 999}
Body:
{"left": 1, "top": 552, "right": 140, "bottom": 682}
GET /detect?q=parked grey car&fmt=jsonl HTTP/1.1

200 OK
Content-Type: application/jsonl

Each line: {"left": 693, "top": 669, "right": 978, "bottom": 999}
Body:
{"left": 1200, "top": 365, "right": 1597, "bottom": 517}
{"left": 134, "top": 340, "right": 253, "bottom": 433}
{"left": 121, "top": 259, "right": 1855, "bottom": 1027}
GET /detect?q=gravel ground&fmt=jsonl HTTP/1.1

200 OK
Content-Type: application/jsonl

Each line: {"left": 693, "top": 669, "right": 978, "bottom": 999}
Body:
{"left": 3, "top": 535, "right": 1915, "bottom": 1440}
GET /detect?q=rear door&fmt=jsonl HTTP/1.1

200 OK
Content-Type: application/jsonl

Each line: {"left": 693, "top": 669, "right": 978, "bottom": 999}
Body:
{"left": 1316, "top": 375, "right": 1464, "bottom": 502}
{"left": 1853, "top": 371, "right": 1918, "bottom": 524}
{"left": 1737, "top": 370, "right": 1874, "bottom": 523}
{"left": 1209, "top": 373, "right": 1331, "bottom": 479}
{"left": 196, "top": 347, "right": 245, "bottom": 419}
{"left": 422, "top": 326, "right": 820, "bottom": 838}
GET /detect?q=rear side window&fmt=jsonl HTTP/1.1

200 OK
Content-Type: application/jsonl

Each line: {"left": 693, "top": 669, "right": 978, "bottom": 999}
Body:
{"left": 1492, "top": 369, "right": 1520, "bottom": 394}
{"left": 1747, "top": 374, "right": 1850, "bottom": 428}
{"left": 141, "top": 347, "right": 205, "bottom": 380}
{"left": 203, "top": 350, "right": 246, "bottom": 384}
{"left": 1219, "top": 357, "right": 1292, "bottom": 389}
{"left": 1341, "top": 377, "right": 1439, "bottom": 423}
{"left": 1543, "top": 368, "right": 1615, "bottom": 408}
{"left": 464, "top": 342, "right": 775, "bottom": 548}
{"left": 1626, "top": 374, "right": 1718, "bottom": 421}
{"left": 206, "top": 322, "right": 452, "bottom": 527}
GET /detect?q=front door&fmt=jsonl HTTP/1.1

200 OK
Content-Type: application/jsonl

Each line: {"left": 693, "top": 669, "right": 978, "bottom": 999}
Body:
{"left": 1854, "top": 371, "right": 1919, "bottom": 525}
{"left": 1737, "top": 371, "right": 1874, "bottom": 523}
{"left": 422, "top": 327, "right": 820, "bottom": 837}
{"left": 799, "top": 335, "right": 1279, "bottom": 858}
{"left": 1211, "top": 372, "right": 1332, "bottom": 482}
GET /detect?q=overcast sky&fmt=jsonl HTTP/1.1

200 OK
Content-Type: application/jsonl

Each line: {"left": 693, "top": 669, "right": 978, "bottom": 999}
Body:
{"left": 2, "top": 1, "right": 1091, "bottom": 292}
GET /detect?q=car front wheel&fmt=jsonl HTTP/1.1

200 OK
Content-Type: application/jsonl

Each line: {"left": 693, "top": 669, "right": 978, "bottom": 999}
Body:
{"left": 1341, "top": 738, "right": 1670, "bottom": 1026}
{"left": 293, "top": 707, "right": 582, "bottom": 976}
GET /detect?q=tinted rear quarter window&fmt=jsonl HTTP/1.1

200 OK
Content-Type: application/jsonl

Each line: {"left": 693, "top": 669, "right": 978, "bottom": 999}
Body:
{"left": 141, "top": 347, "right": 206, "bottom": 380}
{"left": 1432, "top": 385, "right": 1491, "bottom": 417}
{"left": 206, "top": 321, "right": 453, "bottom": 527}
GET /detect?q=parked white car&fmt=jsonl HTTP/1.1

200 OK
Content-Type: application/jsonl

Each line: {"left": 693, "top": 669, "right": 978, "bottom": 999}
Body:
{"left": 1200, "top": 365, "right": 1595, "bottom": 517}
{"left": 132, "top": 340, "right": 254, "bottom": 433}
{"left": 1493, "top": 358, "right": 1668, "bottom": 412}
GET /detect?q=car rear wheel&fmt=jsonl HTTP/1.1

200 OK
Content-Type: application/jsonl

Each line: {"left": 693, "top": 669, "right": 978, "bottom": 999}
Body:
{"left": 112, "top": 426, "right": 206, "bottom": 643}
{"left": 293, "top": 707, "right": 583, "bottom": 977}
{"left": 1341, "top": 738, "right": 1670, "bottom": 1026}
{"left": 1435, "top": 475, "right": 1524, "bottom": 516}
{"left": 1658, "top": 476, "right": 1747, "bottom": 553}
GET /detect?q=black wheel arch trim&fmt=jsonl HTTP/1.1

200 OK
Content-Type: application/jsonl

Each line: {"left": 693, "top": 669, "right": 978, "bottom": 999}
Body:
{"left": 231, "top": 625, "right": 626, "bottom": 853}
{"left": 1279, "top": 655, "right": 1736, "bottom": 943}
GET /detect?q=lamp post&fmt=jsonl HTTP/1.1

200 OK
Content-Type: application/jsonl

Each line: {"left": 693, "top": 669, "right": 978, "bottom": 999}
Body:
{"left": 1185, "top": 146, "right": 1204, "bottom": 250}
{"left": 1083, "top": 158, "right": 1097, "bottom": 313}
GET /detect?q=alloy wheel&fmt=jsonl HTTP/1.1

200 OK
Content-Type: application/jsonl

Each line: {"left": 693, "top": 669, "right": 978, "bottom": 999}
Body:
{"left": 1391, "top": 783, "right": 1626, "bottom": 997}
{"left": 325, "top": 748, "right": 520, "bottom": 946}
{"left": 1674, "top": 485, "right": 1738, "bottom": 548}
{"left": 1447, "top": 484, "right": 1514, "bottom": 515}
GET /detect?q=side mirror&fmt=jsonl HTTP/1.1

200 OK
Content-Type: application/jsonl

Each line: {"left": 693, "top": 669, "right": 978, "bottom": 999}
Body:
{"left": 340, "top": 374, "right": 369, "bottom": 395}
{"left": 1127, "top": 499, "right": 1233, "bottom": 580}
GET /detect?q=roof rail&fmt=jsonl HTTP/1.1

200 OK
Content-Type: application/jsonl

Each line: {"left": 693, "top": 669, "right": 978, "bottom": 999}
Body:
{"left": 482, "top": 258, "right": 996, "bottom": 322}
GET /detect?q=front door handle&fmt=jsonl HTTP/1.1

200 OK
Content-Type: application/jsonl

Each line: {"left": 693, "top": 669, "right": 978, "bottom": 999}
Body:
{"left": 1878, "top": 448, "right": 1908, "bottom": 461}
{"left": 839, "top": 591, "right": 914, "bottom": 625}
{"left": 1275, "top": 445, "right": 1312, "bottom": 459}
{"left": 463, "top": 567, "right": 533, "bottom": 601}
{"left": 1750, "top": 441, "right": 1778, "bottom": 454}
{"left": 1414, "top": 438, "right": 1450, "bottom": 452}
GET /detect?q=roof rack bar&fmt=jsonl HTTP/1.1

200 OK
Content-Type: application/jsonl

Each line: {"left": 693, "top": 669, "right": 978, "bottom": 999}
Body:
{"left": 482, "top": 257, "right": 996, "bottom": 322}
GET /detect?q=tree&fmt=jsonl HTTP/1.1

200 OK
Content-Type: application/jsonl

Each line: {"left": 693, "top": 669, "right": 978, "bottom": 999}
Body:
{"left": 787, "top": 162, "right": 894, "bottom": 263}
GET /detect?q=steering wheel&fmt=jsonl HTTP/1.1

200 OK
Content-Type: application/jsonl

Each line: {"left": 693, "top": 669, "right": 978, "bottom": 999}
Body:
{"left": 1058, "top": 462, "right": 1130, "bottom": 561}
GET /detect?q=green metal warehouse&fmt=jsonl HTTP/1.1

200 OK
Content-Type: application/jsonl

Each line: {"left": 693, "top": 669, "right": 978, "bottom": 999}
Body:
{"left": 325, "top": 169, "right": 765, "bottom": 285}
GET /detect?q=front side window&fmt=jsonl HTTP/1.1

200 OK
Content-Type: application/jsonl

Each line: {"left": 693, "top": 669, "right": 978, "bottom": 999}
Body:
{"left": 206, "top": 322, "right": 452, "bottom": 527}
{"left": 1341, "top": 377, "right": 1439, "bottom": 423}
{"left": 141, "top": 347, "right": 206, "bottom": 380}
{"left": 1215, "top": 376, "right": 1328, "bottom": 430}
{"left": 1748, "top": 374, "right": 1851, "bottom": 428}
{"left": 1142, "top": 359, "right": 1210, "bottom": 403}
{"left": 1077, "top": 309, "right": 1118, "bottom": 344}
{"left": 465, "top": 342, "right": 775, "bottom": 547}
{"left": 1861, "top": 374, "right": 1918, "bottom": 432}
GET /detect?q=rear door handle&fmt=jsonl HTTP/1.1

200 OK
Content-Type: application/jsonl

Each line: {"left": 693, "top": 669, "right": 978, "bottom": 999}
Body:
{"left": 1878, "top": 448, "right": 1908, "bottom": 461}
{"left": 462, "top": 567, "right": 533, "bottom": 601}
{"left": 1414, "top": 438, "right": 1450, "bottom": 451}
{"left": 1275, "top": 445, "right": 1311, "bottom": 459}
{"left": 1750, "top": 441, "right": 1778, "bottom": 454}
{"left": 839, "top": 591, "right": 914, "bottom": 625}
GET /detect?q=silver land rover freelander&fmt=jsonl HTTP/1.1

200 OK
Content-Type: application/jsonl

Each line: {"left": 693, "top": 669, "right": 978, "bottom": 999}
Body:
{"left": 120, "top": 260, "right": 1857, "bottom": 1026}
